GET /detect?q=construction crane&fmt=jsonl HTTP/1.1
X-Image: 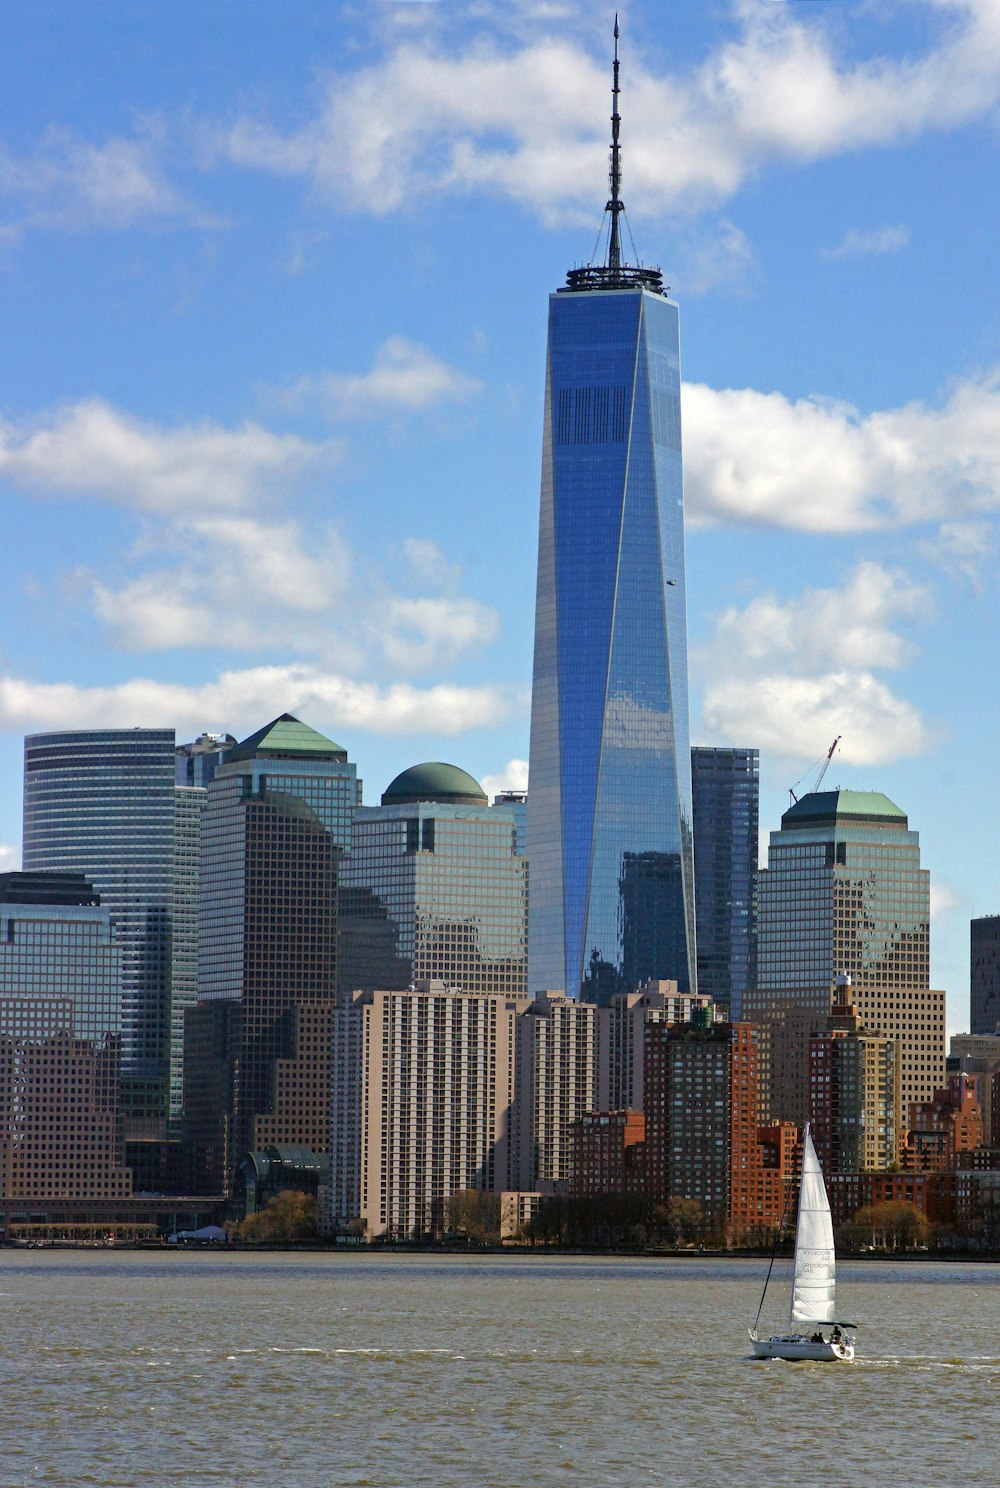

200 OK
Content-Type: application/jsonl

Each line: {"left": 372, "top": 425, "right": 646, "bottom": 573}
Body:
{"left": 789, "top": 735, "right": 841, "bottom": 806}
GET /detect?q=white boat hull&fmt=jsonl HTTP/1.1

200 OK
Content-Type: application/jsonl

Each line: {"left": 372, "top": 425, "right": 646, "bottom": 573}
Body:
{"left": 750, "top": 1330, "right": 854, "bottom": 1362}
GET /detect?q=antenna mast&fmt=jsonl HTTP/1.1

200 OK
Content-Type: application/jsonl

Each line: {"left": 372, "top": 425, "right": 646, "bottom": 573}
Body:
{"left": 607, "top": 14, "right": 623, "bottom": 272}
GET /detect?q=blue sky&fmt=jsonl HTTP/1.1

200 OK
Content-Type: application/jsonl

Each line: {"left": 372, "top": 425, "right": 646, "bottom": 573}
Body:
{"left": 2, "top": 0, "right": 999, "bottom": 1028}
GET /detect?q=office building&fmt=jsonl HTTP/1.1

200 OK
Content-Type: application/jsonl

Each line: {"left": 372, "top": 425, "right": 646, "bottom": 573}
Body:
{"left": 0, "top": 872, "right": 130, "bottom": 1203}
{"left": 526, "top": 27, "right": 695, "bottom": 1003}
{"left": 191, "top": 713, "right": 359, "bottom": 1180}
{"left": 330, "top": 982, "right": 529, "bottom": 1239}
{"left": 970, "top": 916, "right": 1000, "bottom": 1035}
{"left": 607, "top": 979, "right": 717, "bottom": 1113}
{"left": 809, "top": 975, "right": 899, "bottom": 1174}
{"left": 691, "top": 746, "right": 758, "bottom": 1017}
{"left": 22, "top": 729, "right": 176, "bottom": 1137}
{"left": 339, "top": 763, "right": 527, "bottom": 998}
{"left": 746, "top": 789, "right": 945, "bottom": 1125}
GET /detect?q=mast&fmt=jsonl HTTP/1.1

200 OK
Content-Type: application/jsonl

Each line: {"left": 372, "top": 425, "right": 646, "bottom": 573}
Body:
{"left": 607, "top": 14, "right": 623, "bottom": 272}
{"left": 562, "top": 17, "right": 664, "bottom": 294}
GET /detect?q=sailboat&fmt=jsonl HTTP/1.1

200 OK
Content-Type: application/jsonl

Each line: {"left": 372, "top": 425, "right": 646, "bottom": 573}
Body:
{"left": 749, "top": 1122, "right": 856, "bottom": 1361}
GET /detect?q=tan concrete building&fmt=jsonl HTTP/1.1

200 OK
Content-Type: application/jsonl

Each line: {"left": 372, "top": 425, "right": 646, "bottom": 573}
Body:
{"left": 607, "top": 980, "right": 718, "bottom": 1112}
{"left": 516, "top": 991, "right": 609, "bottom": 1189}
{"left": 809, "top": 975, "right": 901, "bottom": 1173}
{"left": 332, "top": 982, "right": 529, "bottom": 1239}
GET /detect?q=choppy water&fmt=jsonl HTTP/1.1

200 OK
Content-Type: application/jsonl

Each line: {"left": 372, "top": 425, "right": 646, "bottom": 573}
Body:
{"left": 0, "top": 1251, "right": 997, "bottom": 1486}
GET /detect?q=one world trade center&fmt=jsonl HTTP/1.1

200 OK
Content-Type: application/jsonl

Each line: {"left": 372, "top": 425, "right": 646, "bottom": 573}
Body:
{"left": 527, "top": 20, "right": 695, "bottom": 1003}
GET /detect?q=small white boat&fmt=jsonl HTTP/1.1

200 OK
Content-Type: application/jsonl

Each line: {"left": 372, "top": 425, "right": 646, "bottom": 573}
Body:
{"left": 749, "top": 1122, "right": 856, "bottom": 1362}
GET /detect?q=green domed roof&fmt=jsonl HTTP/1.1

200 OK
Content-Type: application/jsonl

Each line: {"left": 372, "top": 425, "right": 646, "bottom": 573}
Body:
{"left": 382, "top": 762, "right": 487, "bottom": 807}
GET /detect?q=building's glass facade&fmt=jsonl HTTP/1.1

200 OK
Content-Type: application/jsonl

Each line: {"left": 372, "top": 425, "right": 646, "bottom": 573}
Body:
{"left": 970, "top": 916, "right": 1000, "bottom": 1036}
{"left": 691, "top": 745, "right": 759, "bottom": 1017}
{"left": 752, "top": 789, "right": 944, "bottom": 1119}
{"left": 169, "top": 786, "right": 205, "bottom": 1131}
{"left": 527, "top": 285, "right": 695, "bottom": 1002}
{"left": 0, "top": 873, "right": 130, "bottom": 1200}
{"left": 22, "top": 729, "right": 175, "bottom": 1132}
{"left": 341, "top": 800, "right": 527, "bottom": 997}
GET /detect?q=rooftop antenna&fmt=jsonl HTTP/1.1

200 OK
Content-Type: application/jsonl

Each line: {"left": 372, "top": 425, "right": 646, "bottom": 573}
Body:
{"left": 607, "top": 14, "right": 623, "bottom": 273}
{"left": 562, "top": 17, "right": 664, "bottom": 295}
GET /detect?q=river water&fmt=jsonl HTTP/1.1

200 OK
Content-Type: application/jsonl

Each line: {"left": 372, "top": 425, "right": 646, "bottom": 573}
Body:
{"left": 0, "top": 1251, "right": 996, "bottom": 1487}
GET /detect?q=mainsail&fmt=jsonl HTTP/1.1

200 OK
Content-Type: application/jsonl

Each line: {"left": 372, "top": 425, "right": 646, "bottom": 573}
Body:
{"left": 789, "top": 1124, "right": 837, "bottom": 1325}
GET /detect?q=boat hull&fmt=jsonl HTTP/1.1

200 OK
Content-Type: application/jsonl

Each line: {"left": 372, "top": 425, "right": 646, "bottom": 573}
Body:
{"left": 749, "top": 1331, "right": 854, "bottom": 1362}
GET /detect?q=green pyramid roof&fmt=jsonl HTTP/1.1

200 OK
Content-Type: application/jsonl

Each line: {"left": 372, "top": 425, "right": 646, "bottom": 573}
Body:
{"left": 782, "top": 789, "right": 907, "bottom": 828}
{"left": 225, "top": 713, "right": 347, "bottom": 764}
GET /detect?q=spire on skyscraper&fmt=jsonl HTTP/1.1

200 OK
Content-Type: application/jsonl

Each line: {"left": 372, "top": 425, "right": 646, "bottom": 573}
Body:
{"left": 564, "top": 16, "right": 664, "bottom": 294}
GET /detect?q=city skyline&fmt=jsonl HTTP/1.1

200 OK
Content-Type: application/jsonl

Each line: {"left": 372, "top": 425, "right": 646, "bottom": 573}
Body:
{"left": 2, "top": 2, "right": 1000, "bottom": 1025}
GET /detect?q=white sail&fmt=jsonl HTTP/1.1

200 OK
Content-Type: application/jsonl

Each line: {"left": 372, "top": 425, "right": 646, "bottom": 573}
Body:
{"left": 789, "top": 1124, "right": 837, "bottom": 1325}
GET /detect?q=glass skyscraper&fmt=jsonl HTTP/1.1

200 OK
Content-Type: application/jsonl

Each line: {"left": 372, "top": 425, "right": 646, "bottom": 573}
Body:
{"left": 22, "top": 728, "right": 176, "bottom": 1134}
{"left": 527, "top": 29, "right": 695, "bottom": 1002}
{"left": 691, "top": 745, "right": 759, "bottom": 1017}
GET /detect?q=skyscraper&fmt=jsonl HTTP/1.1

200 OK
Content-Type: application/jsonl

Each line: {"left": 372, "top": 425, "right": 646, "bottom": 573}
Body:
{"left": 691, "top": 746, "right": 759, "bottom": 1016}
{"left": 339, "top": 762, "right": 527, "bottom": 998}
{"left": 746, "top": 789, "right": 945, "bottom": 1125}
{"left": 527, "top": 24, "right": 695, "bottom": 1003}
{"left": 22, "top": 729, "right": 176, "bottom": 1137}
{"left": 970, "top": 915, "right": 1000, "bottom": 1035}
{"left": 193, "top": 713, "right": 359, "bottom": 1172}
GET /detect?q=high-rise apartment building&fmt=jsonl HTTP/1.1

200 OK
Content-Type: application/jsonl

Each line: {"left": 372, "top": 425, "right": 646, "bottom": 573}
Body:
{"left": 339, "top": 763, "right": 527, "bottom": 997}
{"left": 0, "top": 872, "right": 131, "bottom": 1203}
{"left": 808, "top": 975, "right": 900, "bottom": 1174}
{"left": 607, "top": 979, "right": 717, "bottom": 1113}
{"left": 746, "top": 789, "right": 945, "bottom": 1125}
{"left": 970, "top": 916, "right": 1000, "bottom": 1036}
{"left": 329, "top": 982, "right": 529, "bottom": 1239}
{"left": 191, "top": 713, "right": 359, "bottom": 1177}
{"left": 642, "top": 1021, "right": 787, "bottom": 1238}
{"left": 526, "top": 26, "right": 695, "bottom": 1004}
{"left": 517, "top": 991, "right": 609, "bottom": 1189}
{"left": 22, "top": 729, "right": 176, "bottom": 1137}
{"left": 691, "top": 746, "right": 758, "bottom": 1016}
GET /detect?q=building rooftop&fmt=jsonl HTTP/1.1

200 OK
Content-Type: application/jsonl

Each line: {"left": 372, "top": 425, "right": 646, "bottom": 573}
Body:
{"left": 381, "top": 762, "right": 487, "bottom": 807}
{"left": 225, "top": 713, "right": 347, "bottom": 764}
{"left": 782, "top": 789, "right": 908, "bottom": 829}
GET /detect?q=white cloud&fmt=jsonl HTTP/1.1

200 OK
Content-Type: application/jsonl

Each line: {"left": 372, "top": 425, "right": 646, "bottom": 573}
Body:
{"left": 822, "top": 224, "right": 910, "bottom": 260}
{"left": 699, "top": 562, "right": 934, "bottom": 766}
{"left": 278, "top": 338, "right": 483, "bottom": 419}
{"left": 683, "top": 371, "right": 1000, "bottom": 533}
{"left": 919, "top": 518, "right": 996, "bottom": 591}
{"left": 0, "top": 126, "right": 209, "bottom": 236}
{"left": 0, "top": 843, "right": 20, "bottom": 872}
{"left": 481, "top": 758, "right": 529, "bottom": 800}
{"left": 377, "top": 596, "right": 501, "bottom": 673}
{"left": 0, "top": 398, "right": 337, "bottom": 515}
{"left": 0, "top": 665, "right": 523, "bottom": 740}
{"left": 212, "top": 2, "right": 1000, "bottom": 221}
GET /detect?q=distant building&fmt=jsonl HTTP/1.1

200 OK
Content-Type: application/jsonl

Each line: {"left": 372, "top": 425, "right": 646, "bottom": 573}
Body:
{"left": 175, "top": 732, "right": 236, "bottom": 788}
{"left": 903, "top": 1074, "right": 984, "bottom": 1172}
{"left": 745, "top": 789, "right": 945, "bottom": 1126}
{"left": 0, "top": 872, "right": 131, "bottom": 1204}
{"left": 970, "top": 916, "right": 1000, "bottom": 1035}
{"left": 569, "top": 1110, "right": 645, "bottom": 1199}
{"left": 949, "top": 1033, "right": 1000, "bottom": 1143}
{"left": 526, "top": 36, "right": 695, "bottom": 1004}
{"left": 329, "top": 982, "right": 530, "bottom": 1239}
{"left": 340, "top": 763, "right": 527, "bottom": 997}
{"left": 188, "top": 713, "right": 359, "bottom": 1189}
{"left": 607, "top": 980, "right": 718, "bottom": 1113}
{"left": 691, "top": 745, "right": 758, "bottom": 1017}
{"left": 517, "top": 991, "right": 609, "bottom": 1189}
{"left": 809, "top": 974, "right": 900, "bottom": 1173}
{"left": 642, "top": 1021, "right": 788, "bottom": 1239}
{"left": 22, "top": 728, "right": 176, "bottom": 1142}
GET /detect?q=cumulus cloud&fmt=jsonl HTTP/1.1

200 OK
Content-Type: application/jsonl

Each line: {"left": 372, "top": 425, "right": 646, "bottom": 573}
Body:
{"left": 919, "top": 519, "right": 997, "bottom": 591}
{"left": 480, "top": 758, "right": 529, "bottom": 800}
{"left": 0, "top": 843, "right": 20, "bottom": 872}
{"left": 212, "top": 1, "right": 1000, "bottom": 221}
{"left": 277, "top": 338, "right": 483, "bottom": 419}
{"left": 683, "top": 372, "right": 1000, "bottom": 532}
{"left": 0, "top": 665, "right": 523, "bottom": 740}
{"left": 0, "top": 126, "right": 210, "bottom": 237}
{"left": 822, "top": 224, "right": 910, "bottom": 260}
{"left": 377, "top": 596, "right": 501, "bottom": 673}
{"left": 0, "top": 398, "right": 336, "bottom": 515}
{"left": 699, "top": 562, "right": 934, "bottom": 765}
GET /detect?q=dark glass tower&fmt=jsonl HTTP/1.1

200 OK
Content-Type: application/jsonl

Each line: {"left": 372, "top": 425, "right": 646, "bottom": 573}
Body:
{"left": 691, "top": 745, "right": 759, "bottom": 1017}
{"left": 527, "top": 24, "right": 695, "bottom": 1002}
